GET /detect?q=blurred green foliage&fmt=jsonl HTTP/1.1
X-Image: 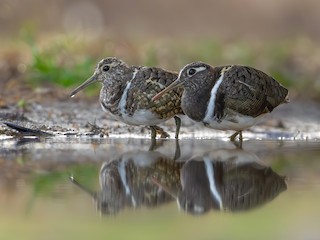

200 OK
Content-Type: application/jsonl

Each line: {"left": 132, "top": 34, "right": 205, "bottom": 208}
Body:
{"left": 14, "top": 25, "right": 320, "bottom": 99}
{"left": 31, "top": 164, "right": 99, "bottom": 198}
{"left": 30, "top": 49, "right": 94, "bottom": 88}
{"left": 20, "top": 25, "right": 96, "bottom": 90}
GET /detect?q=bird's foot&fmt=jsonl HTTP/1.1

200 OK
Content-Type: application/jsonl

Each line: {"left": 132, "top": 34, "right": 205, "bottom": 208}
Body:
{"left": 174, "top": 116, "right": 181, "bottom": 139}
{"left": 229, "top": 131, "right": 243, "bottom": 148}
{"left": 150, "top": 125, "right": 170, "bottom": 139}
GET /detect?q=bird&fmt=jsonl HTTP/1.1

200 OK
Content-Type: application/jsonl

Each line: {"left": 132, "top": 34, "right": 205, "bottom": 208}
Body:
{"left": 70, "top": 57, "right": 184, "bottom": 139}
{"left": 151, "top": 148, "right": 287, "bottom": 215}
{"left": 152, "top": 62, "right": 289, "bottom": 141}
{"left": 69, "top": 149, "right": 183, "bottom": 215}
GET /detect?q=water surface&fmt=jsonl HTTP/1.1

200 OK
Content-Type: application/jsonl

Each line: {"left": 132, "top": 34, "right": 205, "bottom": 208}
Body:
{"left": 0, "top": 138, "right": 319, "bottom": 240}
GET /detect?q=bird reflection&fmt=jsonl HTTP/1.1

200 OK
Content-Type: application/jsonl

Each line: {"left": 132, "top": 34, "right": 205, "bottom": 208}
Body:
{"left": 168, "top": 149, "right": 287, "bottom": 214}
{"left": 70, "top": 146, "right": 287, "bottom": 216}
{"left": 70, "top": 150, "right": 183, "bottom": 215}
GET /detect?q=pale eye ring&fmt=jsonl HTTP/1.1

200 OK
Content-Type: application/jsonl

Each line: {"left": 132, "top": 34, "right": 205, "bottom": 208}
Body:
{"left": 102, "top": 65, "right": 110, "bottom": 72}
{"left": 187, "top": 68, "right": 196, "bottom": 76}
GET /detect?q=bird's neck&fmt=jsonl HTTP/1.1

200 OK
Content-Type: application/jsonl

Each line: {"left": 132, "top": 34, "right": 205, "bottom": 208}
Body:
{"left": 182, "top": 85, "right": 213, "bottom": 122}
{"left": 182, "top": 69, "right": 224, "bottom": 122}
{"left": 100, "top": 70, "right": 135, "bottom": 115}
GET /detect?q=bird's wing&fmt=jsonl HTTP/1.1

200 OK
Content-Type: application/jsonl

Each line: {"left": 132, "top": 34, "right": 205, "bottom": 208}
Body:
{"left": 217, "top": 66, "right": 288, "bottom": 118}
{"left": 126, "top": 67, "right": 184, "bottom": 117}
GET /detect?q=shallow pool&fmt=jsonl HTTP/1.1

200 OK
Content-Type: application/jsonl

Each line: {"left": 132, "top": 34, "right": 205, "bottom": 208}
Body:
{"left": 0, "top": 138, "right": 319, "bottom": 240}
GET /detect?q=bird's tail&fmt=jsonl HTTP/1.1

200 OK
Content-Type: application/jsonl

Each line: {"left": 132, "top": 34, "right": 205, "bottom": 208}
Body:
{"left": 284, "top": 92, "right": 290, "bottom": 103}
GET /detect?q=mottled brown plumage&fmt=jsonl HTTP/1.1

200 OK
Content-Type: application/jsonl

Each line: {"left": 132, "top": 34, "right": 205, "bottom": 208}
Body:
{"left": 220, "top": 65, "right": 288, "bottom": 117}
{"left": 153, "top": 62, "right": 289, "bottom": 141}
{"left": 125, "top": 67, "right": 183, "bottom": 119}
{"left": 69, "top": 146, "right": 286, "bottom": 215}
{"left": 70, "top": 150, "right": 184, "bottom": 215}
{"left": 70, "top": 57, "right": 183, "bottom": 139}
{"left": 177, "top": 149, "right": 287, "bottom": 214}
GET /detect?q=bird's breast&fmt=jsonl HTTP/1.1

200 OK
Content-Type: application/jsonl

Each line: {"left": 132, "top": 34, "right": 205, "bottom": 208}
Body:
{"left": 202, "top": 112, "right": 266, "bottom": 131}
{"left": 99, "top": 87, "right": 122, "bottom": 115}
{"left": 118, "top": 109, "right": 165, "bottom": 126}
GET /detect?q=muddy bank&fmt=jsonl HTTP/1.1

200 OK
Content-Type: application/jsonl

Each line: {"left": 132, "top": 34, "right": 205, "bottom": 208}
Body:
{"left": 0, "top": 96, "right": 319, "bottom": 140}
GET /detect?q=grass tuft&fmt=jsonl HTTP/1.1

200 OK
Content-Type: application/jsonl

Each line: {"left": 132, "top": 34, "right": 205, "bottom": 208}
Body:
{"left": 10, "top": 27, "right": 320, "bottom": 100}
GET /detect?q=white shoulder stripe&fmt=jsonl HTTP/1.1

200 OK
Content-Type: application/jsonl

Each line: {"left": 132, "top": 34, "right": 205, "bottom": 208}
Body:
{"left": 118, "top": 161, "right": 130, "bottom": 195}
{"left": 118, "top": 160, "right": 136, "bottom": 207}
{"left": 131, "top": 68, "right": 138, "bottom": 81}
{"left": 118, "top": 68, "right": 138, "bottom": 114}
{"left": 204, "top": 158, "right": 223, "bottom": 210}
{"left": 119, "top": 81, "right": 131, "bottom": 114}
{"left": 203, "top": 72, "right": 225, "bottom": 122}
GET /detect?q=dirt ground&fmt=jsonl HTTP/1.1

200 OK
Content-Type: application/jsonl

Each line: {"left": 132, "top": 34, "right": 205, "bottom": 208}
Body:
{"left": 1, "top": 0, "right": 320, "bottom": 141}
{"left": 0, "top": 76, "right": 319, "bottom": 141}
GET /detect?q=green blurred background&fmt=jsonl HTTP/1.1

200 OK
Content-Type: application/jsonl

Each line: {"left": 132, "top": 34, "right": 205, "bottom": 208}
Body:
{"left": 1, "top": 2, "right": 320, "bottom": 239}
{"left": 1, "top": 0, "right": 320, "bottom": 102}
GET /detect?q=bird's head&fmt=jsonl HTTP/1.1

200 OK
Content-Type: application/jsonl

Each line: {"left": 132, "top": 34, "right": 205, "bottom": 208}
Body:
{"left": 152, "top": 62, "right": 212, "bottom": 101}
{"left": 70, "top": 57, "right": 130, "bottom": 97}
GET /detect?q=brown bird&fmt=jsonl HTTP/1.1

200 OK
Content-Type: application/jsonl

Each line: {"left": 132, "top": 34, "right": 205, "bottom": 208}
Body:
{"left": 153, "top": 62, "right": 289, "bottom": 141}
{"left": 151, "top": 148, "right": 287, "bottom": 215}
{"left": 69, "top": 149, "right": 183, "bottom": 215}
{"left": 70, "top": 57, "right": 184, "bottom": 139}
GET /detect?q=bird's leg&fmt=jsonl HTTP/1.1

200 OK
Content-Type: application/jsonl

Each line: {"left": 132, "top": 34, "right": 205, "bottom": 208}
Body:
{"left": 230, "top": 131, "right": 243, "bottom": 148}
{"left": 239, "top": 131, "right": 243, "bottom": 142}
{"left": 229, "top": 131, "right": 243, "bottom": 141}
{"left": 149, "top": 137, "right": 157, "bottom": 151}
{"left": 174, "top": 116, "right": 181, "bottom": 139}
{"left": 150, "top": 126, "right": 157, "bottom": 139}
{"left": 150, "top": 125, "right": 170, "bottom": 139}
{"left": 229, "top": 131, "right": 239, "bottom": 141}
{"left": 173, "top": 139, "right": 181, "bottom": 160}
{"left": 148, "top": 135, "right": 164, "bottom": 151}
{"left": 149, "top": 126, "right": 168, "bottom": 150}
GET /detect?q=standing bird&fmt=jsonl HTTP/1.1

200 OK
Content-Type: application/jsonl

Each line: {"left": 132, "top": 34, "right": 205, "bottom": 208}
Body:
{"left": 70, "top": 57, "right": 184, "bottom": 139}
{"left": 153, "top": 62, "right": 289, "bottom": 141}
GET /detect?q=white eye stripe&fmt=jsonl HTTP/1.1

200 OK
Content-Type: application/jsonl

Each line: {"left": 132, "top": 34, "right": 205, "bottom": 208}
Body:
{"left": 177, "top": 65, "right": 207, "bottom": 80}
{"left": 187, "top": 66, "right": 207, "bottom": 76}
{"left": 194, "top": 66, "right": 207, "bottom": 72}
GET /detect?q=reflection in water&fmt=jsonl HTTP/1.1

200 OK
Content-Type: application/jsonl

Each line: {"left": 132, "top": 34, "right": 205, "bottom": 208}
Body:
{"left": 71, "top": 150, "right": 183, "bottom": 215}
{"left": 71, "top": 146, "right": 287, "bottom": 215}
{"left": 97, "top": 150, "right": 184, "bottom": 215}
{"left": 172, "top": 149, "right": 287, "bottom": 214}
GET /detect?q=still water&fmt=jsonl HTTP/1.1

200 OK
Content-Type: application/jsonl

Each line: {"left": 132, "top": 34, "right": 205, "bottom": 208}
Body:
{"left": 0, "top": 137, "right": 319, "bottom": 240}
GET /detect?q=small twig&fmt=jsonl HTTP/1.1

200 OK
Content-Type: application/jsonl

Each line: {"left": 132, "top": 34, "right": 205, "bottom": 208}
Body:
{"left": 4, "top": 122, "right": 53, "bottom": 137}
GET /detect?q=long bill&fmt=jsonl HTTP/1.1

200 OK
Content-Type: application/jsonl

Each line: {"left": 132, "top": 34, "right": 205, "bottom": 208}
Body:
{"left": 150, "top": 176, "right": 178, "bottom": 200}
{"left": 151, "top": 80, "right": 183, "bottom": 101}
{"left": 70, "top": 74, "right": 98, "bottom": 98}
{"left": 69, "top": 176, "right": 97, "bottom": 198}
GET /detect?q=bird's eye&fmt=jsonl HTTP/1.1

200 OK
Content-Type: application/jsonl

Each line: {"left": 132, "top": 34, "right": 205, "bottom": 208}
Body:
{"left": 102, "top": 65, "right": 110, "bottom": 72}
{"left": 187, "top": 68, "right": 196, "bottom": 76}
